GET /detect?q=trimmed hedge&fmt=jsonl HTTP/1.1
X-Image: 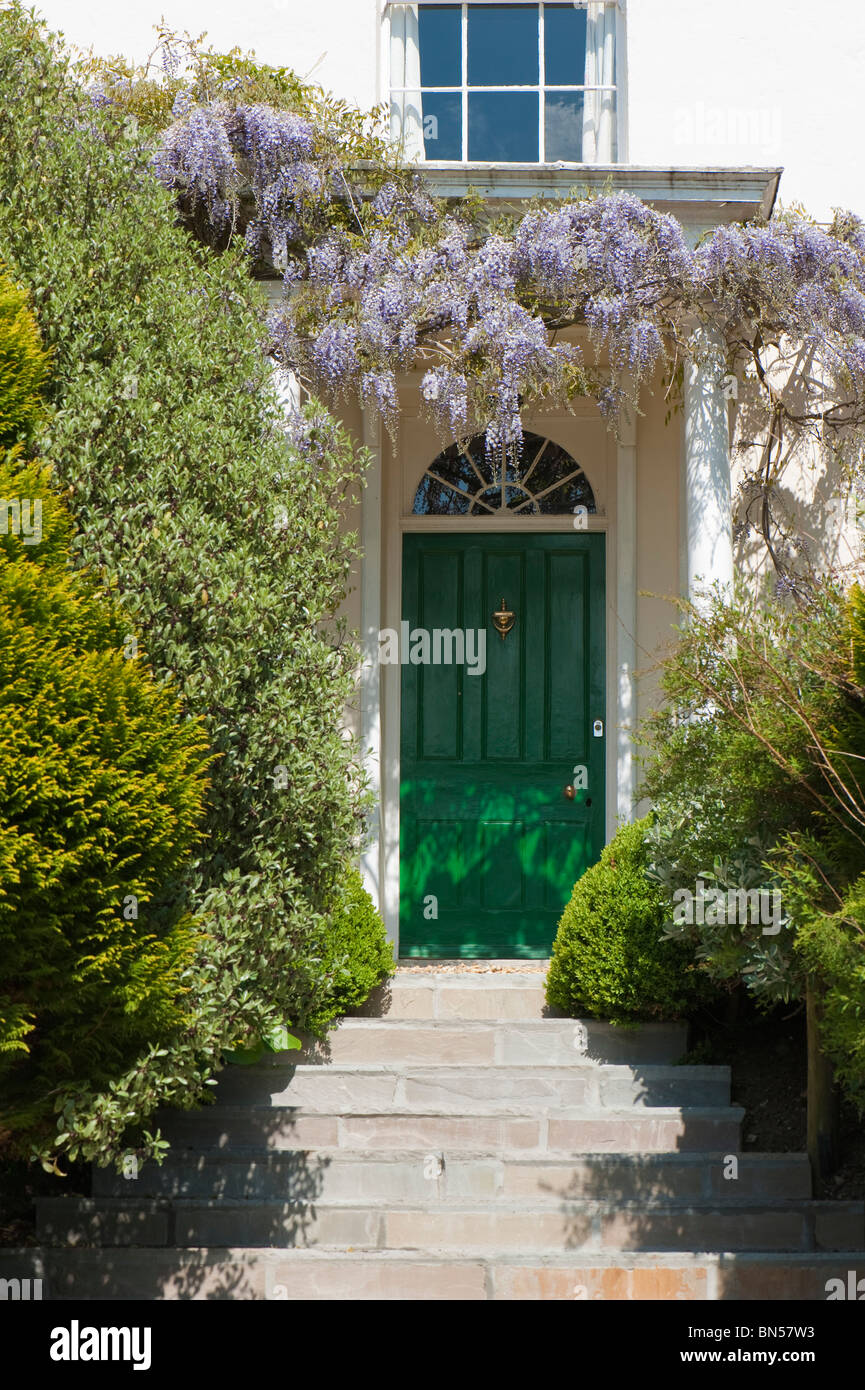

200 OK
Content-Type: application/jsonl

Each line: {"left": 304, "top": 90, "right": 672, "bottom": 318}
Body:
{"left": 309, "top": 867, "right": 395, "bottom": 1032}
{"left": 0, "top": 452, "right": 210, "bottom": 1153}
{"left": 546, "top": 817, "right": 709, "bottom": 1024}
{"left": 0, "top": 261, "right": 48, "bottom": 446}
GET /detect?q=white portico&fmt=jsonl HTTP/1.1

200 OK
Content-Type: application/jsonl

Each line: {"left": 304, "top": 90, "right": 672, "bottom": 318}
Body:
{"left": 346, "top": 165, "right": 778, "bottom": 946}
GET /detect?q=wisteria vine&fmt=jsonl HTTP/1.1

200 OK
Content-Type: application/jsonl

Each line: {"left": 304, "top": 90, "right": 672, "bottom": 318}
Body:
{"left": 87, "top": 47, "right": 865, "bottom": 584}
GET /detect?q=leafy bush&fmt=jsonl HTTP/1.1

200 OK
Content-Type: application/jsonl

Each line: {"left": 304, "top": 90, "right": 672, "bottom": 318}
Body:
{"left": 0, "top": 453, "right": 210, "bottom": 1155}
{"left": 774, "top": 843, "right": 865, "bottom": 1107}
{"left": 639, "top": 582, "right": 865, "bottom": 1178}
{"left": 307, "top": 867, "right": 394, "bottom": 1032}
{"left": 0, "top": 8, "right": 369, "bottom": 1166}
{"left": 224, "top": 869, "right": 392, "bottom": 1056}
{"left": 641, "top": 583, "right": 865, "bottom": 1001}
{"left": 546, "top": 817, "right": 709, "bottom": 1023}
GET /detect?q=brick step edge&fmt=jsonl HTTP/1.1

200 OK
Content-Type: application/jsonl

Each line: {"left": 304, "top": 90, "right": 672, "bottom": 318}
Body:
{"left": 35, "top": 1196, "right": 863, "bottom": 1253}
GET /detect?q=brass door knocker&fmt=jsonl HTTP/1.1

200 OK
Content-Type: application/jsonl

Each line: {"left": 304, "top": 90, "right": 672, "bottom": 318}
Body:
{"left": 492, "top": 597, "right": 515, "bottom": 640}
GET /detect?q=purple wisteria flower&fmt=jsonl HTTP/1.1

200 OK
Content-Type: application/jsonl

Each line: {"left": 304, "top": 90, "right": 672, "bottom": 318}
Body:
{"left": 421, "top": 368, "right": 469, "bottom": 437}
{"left": 284, "top": 405, "right": 344, "bottom": 460}
{"left": 360, "top": 369, "right": 399, "bottom": 420}
{"left": 153, "top": 97, "right": 865, "bottom": 460}
{"left": 695, "top": 214, "right": 865, "bottom": 405}
{"left": 171, "top": 89, "right": 195, "bottom": 121}
{"left": 87, "top": 85, "right": 112, "bottom": 110}
{"left": 311, "top": 322, "right": 361, "bottom": 388}
{"left": 153, "top": 105, "right": 238, "bottom": 227}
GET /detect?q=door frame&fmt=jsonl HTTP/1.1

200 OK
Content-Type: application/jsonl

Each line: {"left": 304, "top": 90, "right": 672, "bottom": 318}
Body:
{"left": 364, "top": 410, "right": 636, "bottom": 956}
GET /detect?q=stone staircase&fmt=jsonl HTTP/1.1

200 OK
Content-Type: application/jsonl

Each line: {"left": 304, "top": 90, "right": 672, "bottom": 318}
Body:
{"left": 13, "top": 964, "right": 865, "bottom": 1299}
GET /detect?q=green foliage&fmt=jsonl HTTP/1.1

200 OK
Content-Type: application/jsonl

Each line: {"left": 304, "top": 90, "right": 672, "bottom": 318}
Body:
{"left": 773, "top": 841, "right": 865, "bottom": 1107}
{"left": 0, "top": 262, "right": 49, "bottom": 446}
{"left": 0, "top": 6, "right": 370, "bottom": 1166}
{"left": 307, "top": 866, "right": 395, "bottom": 1033}
{"left": 646, "top": 817, "right": 797, "bottom": 1000}
{"left": 80, "top": 25, "right": 391, "bottom": 157}
{"left": 0, "top": 454, "right": 210, "bottom": 1156}
{"left": 79, "top": 35, "right": 308, "bottom": 137}
{"left": 224, "top": 867, "right": 393, "bottom": 1055}
{"left": 848, "top": 582, "right": 865, "bottom": 686}
{"left": 639, "top": 579, "right": 865, "bottom": 1110}
{"left": 642, "top": 589, "right": 839, "bottom": 878}
{"left": 224, "top": 1024, "right": 302, "bottom": 1066}
{"left": 641, "top": 583, "right": 865, "bottom": 1003}
{"left": 546, "top": 818, "right": 710, "bottom": 1023}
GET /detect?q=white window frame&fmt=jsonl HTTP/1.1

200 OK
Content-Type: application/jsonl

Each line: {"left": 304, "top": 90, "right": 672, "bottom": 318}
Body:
{"left": 386, "top": 0, "right": 622, "bottom": 164}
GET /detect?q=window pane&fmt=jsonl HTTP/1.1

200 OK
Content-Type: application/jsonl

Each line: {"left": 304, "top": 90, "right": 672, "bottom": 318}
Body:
{"left": 472, "top": 485, "right": 525, "bottom": 513}
{"left": 545, "top": 91, "right": 583, "bottom": 161}
{"left": 419, "top": 4, "right": 461, "bottom": 87}
{"left": 412, "top": 474, "right": 472, "bottom": 515}
{"left": 467, "top": 5, "right": 539, "bottom": 86}
{"left": 469, "top": 91, "right": 539, "bottom": 160}
{"left": 453, "top": 439, "right": 496, "bottom": 487}
{"left": 412, "top": 432, "right": 598, "bottom": 515}
{"left": 544, "top": 4, "right": 587, "bottom": 86}
{"left": 421, "top": 92, "right": 462, "bottom": 159}
{"left": 534, "top": 472, "right": 595, "bottom": 513}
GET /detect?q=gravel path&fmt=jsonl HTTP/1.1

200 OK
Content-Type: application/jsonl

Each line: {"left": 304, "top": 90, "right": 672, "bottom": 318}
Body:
{"left": 396, "top": 959, "right": 549, "bottom": 974}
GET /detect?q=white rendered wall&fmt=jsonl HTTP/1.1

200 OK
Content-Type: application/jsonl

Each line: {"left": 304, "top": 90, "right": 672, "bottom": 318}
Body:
{"left": 626, "top": 0, "right": 865, "bottom": 220}
{"left": 35, "top": 0, "right": 865, "bottom": 219}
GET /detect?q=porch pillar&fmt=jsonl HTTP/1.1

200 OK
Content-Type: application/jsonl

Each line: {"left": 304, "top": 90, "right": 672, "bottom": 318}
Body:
{"left": 616, "top": 401, "right": 637, "bottom": 829}
{"left": 274, "top": 367, "right": 300, "bottom": 414}
{"left": 684, "top": 327, "right": 734, "bottom": 603}
{"left": 359, "top": 408, "right": 384, "bottom": 914}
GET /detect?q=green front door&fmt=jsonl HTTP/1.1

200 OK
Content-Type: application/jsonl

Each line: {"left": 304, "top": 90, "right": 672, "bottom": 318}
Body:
{"left": 400, "top": 532, "right": 606, "bottom": 957}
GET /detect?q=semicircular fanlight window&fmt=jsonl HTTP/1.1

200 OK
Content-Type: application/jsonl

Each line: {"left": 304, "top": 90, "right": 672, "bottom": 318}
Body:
{"left": 411, "top": 432, "right": 596, "bottom": 516}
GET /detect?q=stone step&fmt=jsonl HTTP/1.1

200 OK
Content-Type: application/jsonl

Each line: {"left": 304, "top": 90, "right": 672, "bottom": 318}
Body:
{"left": 211, "top": 1063, "right": 730, "bottom": 1111}
{"left": 7, "top": 1244, "right": 865, "bottom": 1300}
{"left": 300, "top": 1018, "right": 689, "bottom": 1066}
{"left": 361, "top": 969, "right": 553, "bottom": 1021}
{"left": 153, "top": 1104, "right": 745, "bottom": 1154}
{"left": 36, "top": 1195, "right": 864, "bottom": 1254}
{"left": 92, "top": 1150, "right": 811, "bottom": 1204}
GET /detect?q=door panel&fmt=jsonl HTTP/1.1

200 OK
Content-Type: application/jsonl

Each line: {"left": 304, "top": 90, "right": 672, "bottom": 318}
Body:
{"left": 400, "top": 532, "right": 605, "bottom": 958}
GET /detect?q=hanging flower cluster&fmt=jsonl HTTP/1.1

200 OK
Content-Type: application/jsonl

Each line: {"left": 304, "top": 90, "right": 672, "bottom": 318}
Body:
{"left": 144, "top": 95, "right": 865, "bottom": 433}
{"left": 143, "top": 91, "right": 713, "bottom": 444}
{"left": 153, "top": 105, "right": 240, "bottom": 229}
{"left": 269, "top": 190, "right": 699, "bottom": 445}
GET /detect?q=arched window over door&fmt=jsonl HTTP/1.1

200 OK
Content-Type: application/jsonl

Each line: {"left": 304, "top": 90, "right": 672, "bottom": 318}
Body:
{"left": 411, "top": 431, "right": 596, "bottom": 517}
